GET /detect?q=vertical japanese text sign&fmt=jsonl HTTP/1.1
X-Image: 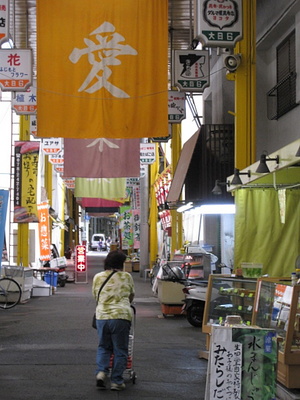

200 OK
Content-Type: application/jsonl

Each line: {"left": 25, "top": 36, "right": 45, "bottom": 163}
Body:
{"left": 120, "top": 205, "right": 133, "bottom": 250}
{"left": 168, "top": 91, "right": 186, "bottom": 123}
{"left": 0, "top": 0, "right": 9, "bottom": 45}
{"left": 194, "top": 0, "right": 243, "bottom": 48}
{"left": 0, "top": 49, "right": 32, "bottom": 91}
{"left": 75, "top": 245, "right": 87, "bottom": 284}
{"left": 37, "top": 202, "right": 51, "bottom": 261}
{"left": 14, "top": 141, "right": 40, "bottom": 223}
{"left": 75, "top": 245, "right": 87, "bottom": 273}
{"left": 173, "top": 50, "right": 210, "bottom": 92}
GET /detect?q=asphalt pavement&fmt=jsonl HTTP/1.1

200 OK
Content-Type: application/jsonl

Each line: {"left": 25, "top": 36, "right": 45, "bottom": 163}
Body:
{"left": 0, "top": 252, "right": 208, "bottom": 400}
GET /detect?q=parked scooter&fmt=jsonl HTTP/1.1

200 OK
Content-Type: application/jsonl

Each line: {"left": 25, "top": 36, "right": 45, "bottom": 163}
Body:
{"left": 158, "top": 262, "right": 208, "bottom": 327}
{"left": 181, "top": 280, "right": 207, "bottom": 327}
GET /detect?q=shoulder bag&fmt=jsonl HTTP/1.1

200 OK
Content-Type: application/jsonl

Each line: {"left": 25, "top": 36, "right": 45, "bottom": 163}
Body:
{"left": 92, "top": 270, "right": 116, "bottom": 329}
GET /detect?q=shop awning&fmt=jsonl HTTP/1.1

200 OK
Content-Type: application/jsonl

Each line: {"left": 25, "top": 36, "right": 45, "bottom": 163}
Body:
{"left": 167, "top": 130, "right": 200, "bottom": 206}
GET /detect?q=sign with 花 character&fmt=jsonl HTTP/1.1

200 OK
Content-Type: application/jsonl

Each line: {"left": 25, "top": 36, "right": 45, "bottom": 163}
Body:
{"left": 0, "top": 49, "right": 32, "bottom": 91}
{"left": 0, "top": 0, "right": 9, "bottom": 46}
{"left": 168, "top": 91, "right": 186, "bottom": 123}
{"left": 173, "top": 50, "right": 210, "bottom": 92}
{"left": 12, "top": 81, "right": 37, "bottom": 114}
{"left": 195, "top": 0, "right": 243, "bottom": 48}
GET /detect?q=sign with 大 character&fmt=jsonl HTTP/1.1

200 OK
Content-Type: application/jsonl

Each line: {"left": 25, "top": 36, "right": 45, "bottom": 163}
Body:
{"left": 173, "top": 50, "right": 210, "bottom": 92}
{"left": 195, "top": 0, "right": 243, "bottom": 48}
{"left": 12, "top": 80, "right": 37, "bottom": 114}
{"left": 0, "top": 49, "right": 32, "bottom": 91}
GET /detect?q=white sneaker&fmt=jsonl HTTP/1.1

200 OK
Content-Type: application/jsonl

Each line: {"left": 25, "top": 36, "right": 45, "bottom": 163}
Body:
{"left": 96, "top": 371, "right": 107, "bottom": 389}
{"left": 111, "top": 382, "right": 126, "bottom": 391}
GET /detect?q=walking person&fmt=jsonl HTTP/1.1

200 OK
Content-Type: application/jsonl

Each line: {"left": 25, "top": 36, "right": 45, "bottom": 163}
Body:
{"left": 92, "top": 250, "right": 135, "bottom": 391}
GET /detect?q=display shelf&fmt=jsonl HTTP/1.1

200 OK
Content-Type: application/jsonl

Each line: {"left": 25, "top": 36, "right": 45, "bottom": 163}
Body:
{"left": 252, "top": 278, "right": 300, "bottom": 389}
{"left": 202, "top": 274, "right": 257, "bottom": 336}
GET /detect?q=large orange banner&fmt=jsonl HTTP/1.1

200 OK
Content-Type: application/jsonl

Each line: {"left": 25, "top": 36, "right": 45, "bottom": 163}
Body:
{"left": 37, "top": 0, "right": 168, "bottom": 139}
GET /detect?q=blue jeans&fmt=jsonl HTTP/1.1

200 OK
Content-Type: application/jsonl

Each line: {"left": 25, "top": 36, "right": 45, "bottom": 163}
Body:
{"left": 96, "top": 319, "right": 131, "bottom": 384}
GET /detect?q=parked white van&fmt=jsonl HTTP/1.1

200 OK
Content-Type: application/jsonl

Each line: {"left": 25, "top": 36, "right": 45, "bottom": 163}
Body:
{"left": 90, "top": 233, "right": 106, "bottom": 251}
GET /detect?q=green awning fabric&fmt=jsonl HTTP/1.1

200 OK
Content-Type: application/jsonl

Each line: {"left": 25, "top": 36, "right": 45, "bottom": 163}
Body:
{"left": 234, "top": 188, "right": 300, "bottom": 277}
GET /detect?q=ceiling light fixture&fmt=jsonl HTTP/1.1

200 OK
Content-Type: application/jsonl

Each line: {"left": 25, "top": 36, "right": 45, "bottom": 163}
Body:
{"left": 177, "top": 202, "right": 193, "bottom": 213}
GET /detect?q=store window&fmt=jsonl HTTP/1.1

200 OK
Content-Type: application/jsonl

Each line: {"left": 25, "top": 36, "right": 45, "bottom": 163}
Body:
{"left": 267, "top": 30, "right": 297, "bottom": 120}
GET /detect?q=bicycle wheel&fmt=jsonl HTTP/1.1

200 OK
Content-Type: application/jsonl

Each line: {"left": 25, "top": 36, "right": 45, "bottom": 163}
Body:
{"left": 0, "top": 278, "right": 22, "bottom": 309}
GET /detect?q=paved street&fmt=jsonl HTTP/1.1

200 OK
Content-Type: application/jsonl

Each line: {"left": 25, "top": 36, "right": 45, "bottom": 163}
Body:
{"left": 0, "top": 252, "right": 208, "bottom": 400}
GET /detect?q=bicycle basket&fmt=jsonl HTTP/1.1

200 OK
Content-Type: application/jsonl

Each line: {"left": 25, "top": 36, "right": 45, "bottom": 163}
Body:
{"left": 4, "top": 266, "right": 23, "bottom": 278}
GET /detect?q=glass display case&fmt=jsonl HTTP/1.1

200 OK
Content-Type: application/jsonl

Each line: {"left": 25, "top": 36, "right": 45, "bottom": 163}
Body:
{"left": 202, "top": 274, "right": 257, "bottom": 334}
{"left": 252, "top": 278, "right": 300, "bottom": 389}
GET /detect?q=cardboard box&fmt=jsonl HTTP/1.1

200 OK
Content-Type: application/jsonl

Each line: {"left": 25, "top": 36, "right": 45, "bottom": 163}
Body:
{"left": 32, "top": 286, "right": 52, "bottom": 296}
{"left": 158, "top": 280, "right": 184, "bottom": 304}
{"left": 124, "top": 262, "right": 132, "bottom": 272}
{"left": 132, "top": 261, "right": 140, "bottom": 272}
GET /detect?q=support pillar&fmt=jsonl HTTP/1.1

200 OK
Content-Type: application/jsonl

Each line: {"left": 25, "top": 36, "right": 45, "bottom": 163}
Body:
{"left": 229, "top": 0, "right": 256, "bottom": 169}
{"left": 170, "top": 124, "right": 183, "bottom": 255}
{"left": 17, "top": 116, "right": 30, "bottom": 266}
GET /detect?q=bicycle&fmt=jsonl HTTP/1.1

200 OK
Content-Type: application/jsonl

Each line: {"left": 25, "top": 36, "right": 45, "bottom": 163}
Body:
{"left": 0, "top": 276, "right": 22, "bottom": 309}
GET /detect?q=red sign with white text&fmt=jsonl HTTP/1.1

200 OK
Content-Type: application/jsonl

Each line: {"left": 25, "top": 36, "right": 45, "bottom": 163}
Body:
{"left": 75, "top": 245, "right": 87, "bottom": 273}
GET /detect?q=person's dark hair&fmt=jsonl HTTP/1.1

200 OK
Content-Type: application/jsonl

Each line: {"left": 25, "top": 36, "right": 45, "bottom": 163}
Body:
{"left": 104, "top": 250, "right": 127, "bottom": 270}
